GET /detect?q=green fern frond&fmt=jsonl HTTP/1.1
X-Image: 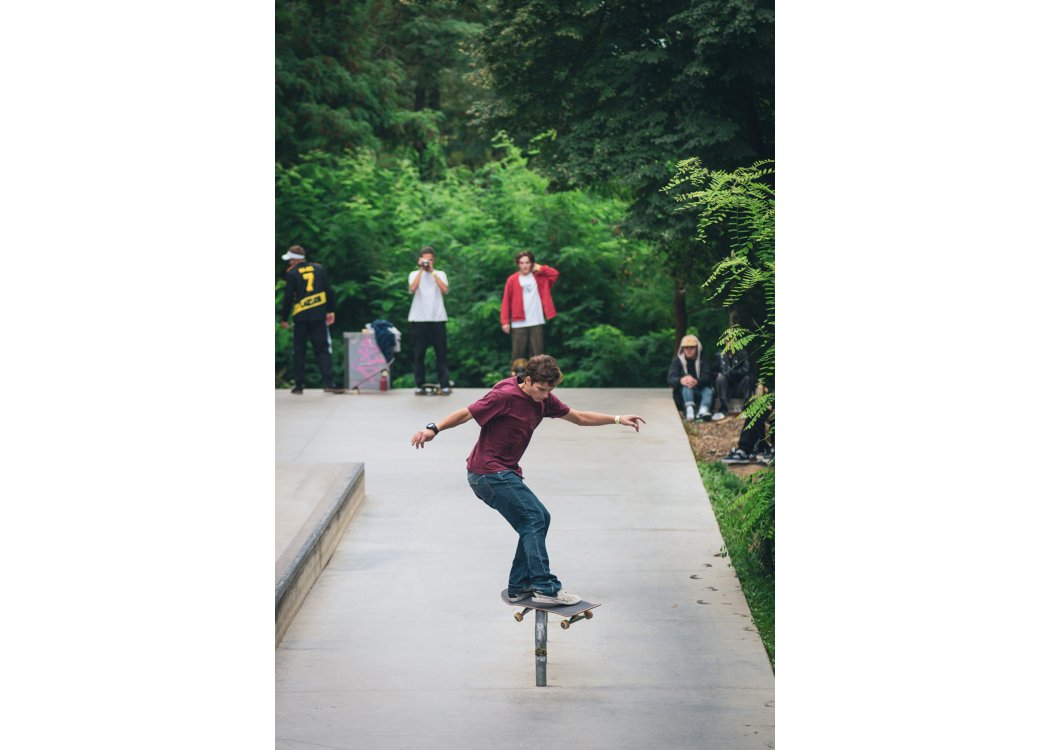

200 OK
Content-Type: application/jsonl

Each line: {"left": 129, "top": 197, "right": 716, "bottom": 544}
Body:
{"left": 668, "top": 157, "right": 775, "bottom": 439}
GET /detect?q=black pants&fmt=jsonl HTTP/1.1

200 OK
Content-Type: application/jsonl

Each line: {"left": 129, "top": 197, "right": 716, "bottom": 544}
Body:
{"left": 738, "top": 406, "right": 774, "bottom": 455}
{"left": 412, "top": 321, "right": 449, "bottom": 388}
{"left": 293, "top": 317, "right": 335, "bottom": 388}
{"left": 715, "top": 372, "right": 753, "bottom": 413}
{"left": 510, "top": 324, "right": 544, "bottom": 369}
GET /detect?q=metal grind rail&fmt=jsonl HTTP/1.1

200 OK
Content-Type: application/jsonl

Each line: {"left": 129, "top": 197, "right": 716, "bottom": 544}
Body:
{"left": 507, "top": 596, "right": 599, "bottom": 687}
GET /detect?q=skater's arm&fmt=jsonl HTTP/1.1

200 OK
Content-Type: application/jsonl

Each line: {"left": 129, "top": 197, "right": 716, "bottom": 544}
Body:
{"left": 560, "top": 409, "right": 645, "bottom": 432}
{"left": 410, "top": 408, "right": 474, "bottom": 448}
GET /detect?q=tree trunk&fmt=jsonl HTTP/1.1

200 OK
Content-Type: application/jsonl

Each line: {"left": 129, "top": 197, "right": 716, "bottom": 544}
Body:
{"left": 674, "top": 285, "right": 687, "bottom": 351}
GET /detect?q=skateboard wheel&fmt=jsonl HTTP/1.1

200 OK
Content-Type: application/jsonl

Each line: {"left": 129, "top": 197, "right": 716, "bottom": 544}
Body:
{"left": 560, "top": 620, "right": 570, "bottom": 630}
{"left": 514, "top": 613, "right": 524, "bottom": 622}
{"left": 584, "top": 610, "right": 593, "bottom": 619}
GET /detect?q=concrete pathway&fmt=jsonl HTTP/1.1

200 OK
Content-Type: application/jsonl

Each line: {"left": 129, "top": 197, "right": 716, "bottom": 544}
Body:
{"left": 276, "top": 387, "right": 774, "bottom": 749}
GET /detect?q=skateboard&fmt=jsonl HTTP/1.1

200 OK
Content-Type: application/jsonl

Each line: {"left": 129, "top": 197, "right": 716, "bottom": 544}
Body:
{"left": 501, "top": 589, "right": 601, "bottom": 630}
{"left": 347, "top": 360, "right": 393, "bottom": 391}
{"left": 416, "top": 383, "right": 451, "bottom": 395}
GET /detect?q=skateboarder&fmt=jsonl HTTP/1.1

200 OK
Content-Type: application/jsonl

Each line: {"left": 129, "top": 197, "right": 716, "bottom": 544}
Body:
{"left": 410, "top": 354, "right": 645, "bottom": 606}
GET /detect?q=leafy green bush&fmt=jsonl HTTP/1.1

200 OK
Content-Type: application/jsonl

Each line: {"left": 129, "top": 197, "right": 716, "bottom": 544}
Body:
{"left": 699, "top": 461, "right": 775, "bottom": 665}
{"left": 276, "top": 139, "right": 712, "bottom": 387}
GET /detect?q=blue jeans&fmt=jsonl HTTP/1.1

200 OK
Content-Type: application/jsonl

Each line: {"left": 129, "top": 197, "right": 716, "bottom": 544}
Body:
{"left": 681, "top": 385, "right": 713, "bottom": 411}
{"left": 467, "top": 471, "right": 562, "bottom": 596}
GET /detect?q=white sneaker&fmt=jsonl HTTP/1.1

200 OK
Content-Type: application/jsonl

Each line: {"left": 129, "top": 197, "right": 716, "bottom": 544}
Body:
{"left": 697, "top": 405, "right": 711, "bottom": 420}
{"left": 685, "top": 404, "right": 695, "bottom": 420}
{"left": 711, "top": 412, "right": 726, "bottom": 421}
{"left": 531, "top": 590, "right": 581, "bottom": 606}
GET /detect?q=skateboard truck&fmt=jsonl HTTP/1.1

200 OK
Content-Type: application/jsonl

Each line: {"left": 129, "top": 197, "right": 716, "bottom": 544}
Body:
{"left": 515, "top": 606, "right": 594, "bottom": 629}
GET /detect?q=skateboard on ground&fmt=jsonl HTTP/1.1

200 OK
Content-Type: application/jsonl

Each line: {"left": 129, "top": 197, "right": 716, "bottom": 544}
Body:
{"left": 347, "top": 360, "right": 393, "bottom": 391}
{"left": 501, "top": 589, "right": 601, "bottom": 630}
{"left": 416, "top": 383, "right": 451, "bottom": 395}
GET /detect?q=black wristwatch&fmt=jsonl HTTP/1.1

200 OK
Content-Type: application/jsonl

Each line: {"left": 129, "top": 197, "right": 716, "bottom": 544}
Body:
{"left": 426, "top": 422, "right": 439, "bottom": 435}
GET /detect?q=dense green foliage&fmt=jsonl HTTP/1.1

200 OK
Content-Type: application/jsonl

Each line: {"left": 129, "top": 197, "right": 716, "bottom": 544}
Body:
{"left": 669, "top": 158, "right": 775, "bottom": 429}
{"left": 699, "top": 461, "right": 774, "bottom": 666}
{"left": 275, "top": 1, "right": 774, "bottom": 393}
{"left": 275, "top": 139, "right": 729, "bottom": 388}
{"left": 467, "top": 0, "right": 774, "bottom": 338}
{"left": 276, "top": 0, "right": 488, "bottom": 170}
{"left": 470, "top": 0, "right": 772, "bottom": 184}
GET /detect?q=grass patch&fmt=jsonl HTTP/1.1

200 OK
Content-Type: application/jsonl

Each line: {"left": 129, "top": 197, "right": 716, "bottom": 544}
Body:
{"left": 699, "top": 461, "right": 775, "bottom": 668}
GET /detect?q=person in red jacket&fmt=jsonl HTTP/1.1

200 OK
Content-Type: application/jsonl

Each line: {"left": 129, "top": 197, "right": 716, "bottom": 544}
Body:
{"left": 500, "top": 252, "right": 559, "bottom": 373}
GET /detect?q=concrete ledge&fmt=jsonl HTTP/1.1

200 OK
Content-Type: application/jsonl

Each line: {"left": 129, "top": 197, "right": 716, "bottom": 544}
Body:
{"left": 275, "top": 463, "right": 365, "bottom": 647}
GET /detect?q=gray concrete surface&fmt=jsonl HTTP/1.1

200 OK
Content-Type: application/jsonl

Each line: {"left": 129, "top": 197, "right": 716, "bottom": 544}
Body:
{"left": 276, "top": 462, "right": 365, "bottom": 646}
{"left": 276, "top": 463, "right": 363, "bottom": 565}
{"left": 276, "top": 387, "right": 774, "bottom": 749}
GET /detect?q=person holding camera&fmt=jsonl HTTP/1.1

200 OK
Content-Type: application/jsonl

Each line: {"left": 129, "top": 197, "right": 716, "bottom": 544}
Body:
{"left": 408, "top": 245, "right": 451, "bottom": 395}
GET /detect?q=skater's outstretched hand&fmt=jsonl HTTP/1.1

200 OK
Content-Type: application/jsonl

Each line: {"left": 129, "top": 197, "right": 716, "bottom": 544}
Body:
{"left": 409, "top": 408, "right": 474, "bottom": 449}
{"left": 410, "top": 428, "right": 435, "bottom": 449}
{"left": 617, "top": 414, "right": 646, "bottom": 432}
{"left": 560, "top": 410, "right": 646, "bottom": 431}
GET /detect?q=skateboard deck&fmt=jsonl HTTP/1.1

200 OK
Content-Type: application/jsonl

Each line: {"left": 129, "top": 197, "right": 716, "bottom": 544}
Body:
{"left": 501, "top": 589, "right": 601, "bottom": 629}
{"left": 417, "top": 383, "right": 450, "bottom": 395}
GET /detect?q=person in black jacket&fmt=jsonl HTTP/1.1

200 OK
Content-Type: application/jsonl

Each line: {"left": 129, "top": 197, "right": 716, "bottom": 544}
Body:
{"left": 714, "top": 347, "right": 753, "bottom": 416}
{"left": 666, "top": 334, "right": 718, "bottom": 421}
{"left": 721, "top": 380, "right": 774, "bottom": 465}
{"left": 279, "top": 245, "right": 345, "bottom": 394}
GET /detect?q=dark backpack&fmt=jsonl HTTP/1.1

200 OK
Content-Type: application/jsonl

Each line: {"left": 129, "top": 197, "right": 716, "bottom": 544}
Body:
{"left": 370, "top": 319, "right": 398, "bottom": 362}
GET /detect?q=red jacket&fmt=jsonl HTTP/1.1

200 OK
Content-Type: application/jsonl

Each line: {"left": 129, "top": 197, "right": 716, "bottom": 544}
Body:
{"left": 500, "top": 265, "right": 559, "bottom": 325}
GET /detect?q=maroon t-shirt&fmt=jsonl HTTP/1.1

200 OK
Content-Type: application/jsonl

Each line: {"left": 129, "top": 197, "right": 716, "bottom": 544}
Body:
{"left": 466, "top": 376, "right": 571, "bottom": 477}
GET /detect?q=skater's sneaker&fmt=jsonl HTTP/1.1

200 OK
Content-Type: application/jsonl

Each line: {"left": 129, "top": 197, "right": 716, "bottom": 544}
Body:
{"left": 439, "top": 387, "right": 452, "bottom": 396}
{"left": 754, "top": 449, "right": 774, "bottom": 466}
{"left": 684, "top": 403, "right": 695, "bottom": 421}
{"left": 711, "top": 411, "right": 726, "bottom": 421}
{"left": 414, "top": 387, "right": 427, "bottom": 396}
{"left": 506, "top": 589, "right": 534, "bottom": 603}
{"left": 531, "top": 590, "right": 581, "bottom": 606}
{"left": 697, "top": 405, "right": 712, "bottom": 421}
{"left": 720, "top": 448, "right": 752, "bottom": 465}
{"left": 291, "top": 386, "right": 303, "bottom": 395}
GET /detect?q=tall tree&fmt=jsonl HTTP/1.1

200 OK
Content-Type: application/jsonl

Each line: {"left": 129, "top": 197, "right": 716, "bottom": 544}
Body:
{"left": 276, "top": 0, "right": 486, "bottom": 168}
{"left": 390, "top": 1, "right": 489, "bottom": 165}
{"left": 466, "top": 0, "right": 774, "bottom": 341}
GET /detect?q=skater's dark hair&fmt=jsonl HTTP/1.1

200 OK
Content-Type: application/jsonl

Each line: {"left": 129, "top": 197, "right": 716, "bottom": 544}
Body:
{"left": 515, "top": 251, "right": 535, "bottom": 265}
{"left": 525, "top": 354, "right": 562, "bottom": 386}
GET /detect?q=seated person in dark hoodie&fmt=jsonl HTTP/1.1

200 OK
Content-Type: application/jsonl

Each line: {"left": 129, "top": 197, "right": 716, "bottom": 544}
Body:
{"left": 714, "top": 346, "right": 753, "bottom": 416}
{"left": 667, "top": 334, "right": 719, "bottom": 421}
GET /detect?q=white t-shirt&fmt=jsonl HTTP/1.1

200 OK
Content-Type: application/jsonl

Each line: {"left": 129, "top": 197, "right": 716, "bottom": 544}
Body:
{"left": 407, "top": 269, "right": 449, "bottom": 322}
{"left": 511, "top": 272, "right": 545, "bottom": 328}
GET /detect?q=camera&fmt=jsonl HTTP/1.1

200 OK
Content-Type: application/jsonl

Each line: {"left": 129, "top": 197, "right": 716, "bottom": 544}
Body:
{"left": 420, "top": 259, "right": 431, "bottom": 269}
